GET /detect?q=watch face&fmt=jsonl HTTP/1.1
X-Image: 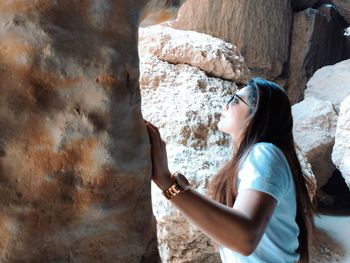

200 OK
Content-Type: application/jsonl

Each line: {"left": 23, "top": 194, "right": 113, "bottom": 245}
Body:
{"left": 176, "top": 173, "right": 190, "bottom": 188}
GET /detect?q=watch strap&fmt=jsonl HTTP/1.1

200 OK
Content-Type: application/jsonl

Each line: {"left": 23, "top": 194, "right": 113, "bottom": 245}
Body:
{"left": 162, "top": 173, "right": 188, "bottom": 200}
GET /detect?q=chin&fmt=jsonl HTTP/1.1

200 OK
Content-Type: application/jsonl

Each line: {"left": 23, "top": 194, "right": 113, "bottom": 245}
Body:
{"left": 217, "top": 121, "right": 230, "bottom": 135}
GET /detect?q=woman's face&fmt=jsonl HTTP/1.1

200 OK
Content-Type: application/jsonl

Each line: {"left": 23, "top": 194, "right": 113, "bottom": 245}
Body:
{"left": 217, "top": 86, "right": 252, "bottom": 144}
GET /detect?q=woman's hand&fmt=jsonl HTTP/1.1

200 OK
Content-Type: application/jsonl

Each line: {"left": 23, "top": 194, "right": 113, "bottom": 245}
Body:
{"left": 144, "top": 119, "right": 174, "bottom": 191}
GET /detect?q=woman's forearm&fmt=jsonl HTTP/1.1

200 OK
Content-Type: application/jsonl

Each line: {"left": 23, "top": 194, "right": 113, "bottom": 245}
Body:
{"left": 168, "top": 187, "right": 255, "bottom": 255}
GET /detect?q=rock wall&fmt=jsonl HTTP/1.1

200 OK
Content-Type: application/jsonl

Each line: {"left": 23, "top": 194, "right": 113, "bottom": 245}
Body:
{"left": 172, "top": 0, "right": 293, "bottom": 80}
{"left": 332, "top": 0, "right": 350, "bottom": 23}
{"left": 287, "top": 6, "right": 345, "bottom": 104}
{"left": 0, "top": 1, "right": 184, "bottom": 262}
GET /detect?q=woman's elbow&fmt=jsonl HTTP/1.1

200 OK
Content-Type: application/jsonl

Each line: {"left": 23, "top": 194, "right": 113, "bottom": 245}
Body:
{"left": 227, "top": 230, "right": 260, "bottom": 256}
{"left": 235, "top": 241, "right": 256, "bottom": 257}
{"left": 239, "top": 244, "right": 256, "bottom": 257}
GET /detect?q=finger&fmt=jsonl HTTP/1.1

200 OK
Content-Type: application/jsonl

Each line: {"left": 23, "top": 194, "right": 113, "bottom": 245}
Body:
{"left": 145, "top": 122, "right": 162, "bottom": 139}
{"left": 144, "top": 119, "right": 155, "bottom": 127}
{"left": 144, "top": 121, "right": 160, "bottom": 138}
{"left": 144, "top": 120, "right": 156, "bottom": 128}
{"left": 145, "top": 121, "right": 162, "bottom": 139}
{"left": 145, "top": 124, "right": 156, "bottom": 140}
{"left": 145, "top": 124, "right": 162, "bottom": 146}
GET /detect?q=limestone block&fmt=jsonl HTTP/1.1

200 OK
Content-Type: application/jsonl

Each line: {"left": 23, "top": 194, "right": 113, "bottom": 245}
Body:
{"left": 172, "top": 0, "right": 293, "bottom": 79}
{"left": 140, "top": 54, "right": 316, "bottom": 262}
{"left": 332, "top": 0, "right": 350, "bottom": 23}
{"left": 139, "top": 25, "right": 250, "bottom": 83}
{"left": 287, "top": 6, "right": 345, "bottom": 105}
{"left": 305, "top": 59, "right": 350, "bottom": 112}
{"left": 332, "top": 95, "right": 350, "bottom": 190}
{"left": 0, "top": 0, "right": 187, "bottom": 262}
{"left": 292, "top": 97, "right": 338, "bottom": 188}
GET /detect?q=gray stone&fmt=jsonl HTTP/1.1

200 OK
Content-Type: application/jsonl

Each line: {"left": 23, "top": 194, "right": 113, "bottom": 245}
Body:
{"left": 172, "top": 0, "right": 293, "bottom": 80}
{"left": 287, "top": 6, "right": 345, "bottom": 105}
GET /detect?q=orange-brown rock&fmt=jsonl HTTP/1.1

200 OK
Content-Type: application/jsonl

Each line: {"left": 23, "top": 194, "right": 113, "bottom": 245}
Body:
{"left": 0, "top": 0, "right": 184, "bottom": 262}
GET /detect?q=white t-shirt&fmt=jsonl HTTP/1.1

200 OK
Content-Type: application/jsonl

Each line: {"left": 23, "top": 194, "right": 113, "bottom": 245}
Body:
{"left": 219, "top": 142, "right": 300, "bottom": 263}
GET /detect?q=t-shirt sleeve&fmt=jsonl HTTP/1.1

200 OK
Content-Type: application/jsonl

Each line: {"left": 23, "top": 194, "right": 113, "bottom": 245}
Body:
{"left": 237, "top": 143, "right": 290, "bottom": 204}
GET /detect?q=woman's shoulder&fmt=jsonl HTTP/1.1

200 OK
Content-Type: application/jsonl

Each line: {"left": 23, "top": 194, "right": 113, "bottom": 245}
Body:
{"left": 245, "top": 142, "right": 289, "bottom": 170}
{"left": 238, "top": 142, "right": 293, "bottom": 199}
{"left": 250, "top": 142, "right": 285, "bottom": 158}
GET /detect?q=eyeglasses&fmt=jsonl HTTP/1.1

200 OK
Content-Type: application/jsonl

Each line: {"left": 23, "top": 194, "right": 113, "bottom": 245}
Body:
{"left": 226, "top": 93, "right": 249, "bottom": 107}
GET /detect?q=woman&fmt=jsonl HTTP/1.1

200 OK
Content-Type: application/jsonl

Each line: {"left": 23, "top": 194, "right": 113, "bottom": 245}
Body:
{"left": 145, "top": 77, "right": 315, "bottom": 263}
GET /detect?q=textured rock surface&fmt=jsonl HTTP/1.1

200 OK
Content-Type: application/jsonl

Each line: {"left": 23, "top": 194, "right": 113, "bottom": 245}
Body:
{"left": 305, "top": 59, "right": 350, "bottom": 112}
{"left": 332, "top": 0, "right": 350, "bottom": 23}
{"left": 287, "top": 6, "right": 345, "bottom": 104}
{"left": 296, "top": 147, "right": 318, "bottom": 200}
{"left": 172, "top": 0, "right": 293, "bottom": 79}
{"left": 140, "top": 0, "right": 187, "bottom": 27}
{"left": 139, "top": 50, "right": 316, "bottom": 262}
{"left": 139, "top": 25, "right": 250, "bottom": 83}
{"left": 0, "top": 1, "right": 187, "bottom": 262}
{"left": 292, "top": 97, "right": 338, "bottom": 188}
{"left": 332, "top": 95, "right": 350, "bottom": 190}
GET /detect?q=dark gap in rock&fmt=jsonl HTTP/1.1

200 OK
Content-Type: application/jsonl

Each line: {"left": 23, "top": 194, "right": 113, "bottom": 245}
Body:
{"left": 318, "top": 169, "right": 350, "bottom": 214}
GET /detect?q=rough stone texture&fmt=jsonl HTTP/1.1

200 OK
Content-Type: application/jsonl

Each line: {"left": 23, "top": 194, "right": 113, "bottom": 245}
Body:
{"left": 292, "top": 0, "right": 319, "bottom": 11}
{"left": 305, "top": 59, "right": 350, "bottom": 112}
{"left": 332, "top": 95, "right": 350, "bottom": 190}
{"left": 0, "top": 1, "right": 186, "bottom": 262}
{"left": 139, "top": 25, "right": 250, "bottom": 83}
{"left": 332, "top": 0, "right": 350, "bottom": 23}
{"left": 172, "top": 0, "right": 293, "bottom": 79}
{"left": 287, "top": 6, "right": 345, "bottom": 105}
{"left": 139, "top": 51, "right": 316, "bottom": 262}
{"left": 292, "top": 97, "right": 338, "bottom": 188}
{"left": 296, "top": 146, "right": 318, "bottom": 200}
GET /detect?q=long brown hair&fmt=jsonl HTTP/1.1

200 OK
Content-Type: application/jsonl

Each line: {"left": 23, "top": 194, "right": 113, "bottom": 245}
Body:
{"left": 207, "top": 77, "right": 315, "bottom": 262}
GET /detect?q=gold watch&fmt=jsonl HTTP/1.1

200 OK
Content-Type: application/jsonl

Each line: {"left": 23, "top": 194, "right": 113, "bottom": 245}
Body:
{"left": 162, "top": 172, "right": 190, "bottom": 200}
